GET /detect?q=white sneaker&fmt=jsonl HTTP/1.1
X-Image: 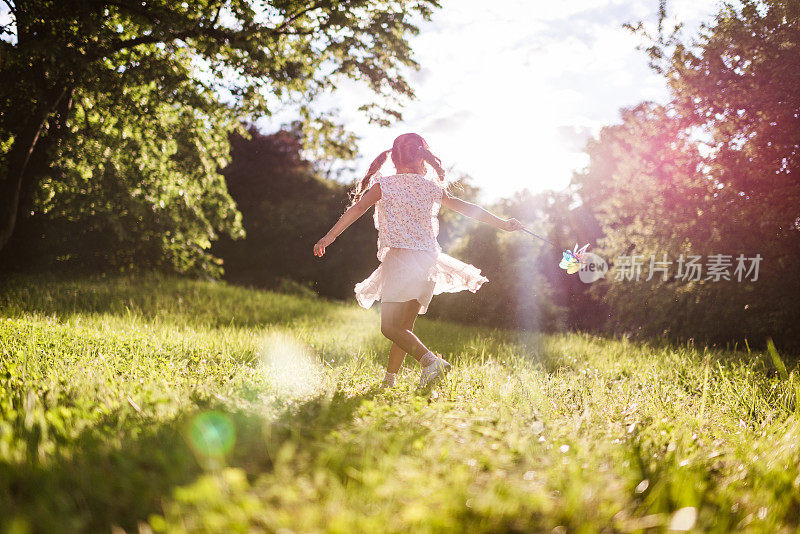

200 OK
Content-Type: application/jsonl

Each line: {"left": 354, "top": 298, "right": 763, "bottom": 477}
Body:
{"left": 419, "top": 355, "right": 451, "bottom": 388}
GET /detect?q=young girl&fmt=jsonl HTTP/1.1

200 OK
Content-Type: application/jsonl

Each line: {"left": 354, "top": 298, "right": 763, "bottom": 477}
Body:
{"left": 313, "top": 133, "right": 523, "bottom": 388}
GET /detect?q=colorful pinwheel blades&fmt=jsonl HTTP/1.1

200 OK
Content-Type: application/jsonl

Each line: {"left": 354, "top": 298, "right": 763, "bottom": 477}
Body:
{"left": 559, "top": 243, "right": 590, "bottom": 275}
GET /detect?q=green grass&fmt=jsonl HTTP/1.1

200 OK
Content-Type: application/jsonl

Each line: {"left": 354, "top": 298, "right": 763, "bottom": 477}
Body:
{"left": 1, "top": 273, "right": 799, "bottom": 533}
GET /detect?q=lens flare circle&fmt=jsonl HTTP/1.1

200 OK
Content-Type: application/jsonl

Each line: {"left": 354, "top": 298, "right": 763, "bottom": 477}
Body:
{"left": 187, "top": 411, "right": 236, "bottom": 459}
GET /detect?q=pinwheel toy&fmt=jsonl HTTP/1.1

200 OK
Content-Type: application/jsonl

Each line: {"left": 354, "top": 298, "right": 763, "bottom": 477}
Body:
{"left": 559, "top": 243, "right": 590, "bottom": 274}
{"left": 521, "top": 227, "right": 590, "bottom": 276}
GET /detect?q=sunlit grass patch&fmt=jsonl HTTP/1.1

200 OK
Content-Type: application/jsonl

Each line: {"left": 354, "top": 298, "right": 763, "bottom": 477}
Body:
{"left": 0, "top": 273, "right": 798, "bottom": 532}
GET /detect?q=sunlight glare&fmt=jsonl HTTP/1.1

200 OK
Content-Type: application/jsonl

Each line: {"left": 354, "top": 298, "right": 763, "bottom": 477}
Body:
{"left": 259, "top": 330, "right": 323, "bottom": 399}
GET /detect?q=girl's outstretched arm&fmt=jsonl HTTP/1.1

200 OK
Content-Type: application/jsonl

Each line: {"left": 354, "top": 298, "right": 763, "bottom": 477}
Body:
{"left": 314, "top": 183, "right": 381, "bottom": 257}
{"left": 441, "top": 190, "right": 524, "bottom": 231}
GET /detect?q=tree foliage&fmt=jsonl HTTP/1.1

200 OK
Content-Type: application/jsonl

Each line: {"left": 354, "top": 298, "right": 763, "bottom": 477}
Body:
{"left": 2, "top": 78, "right": 244, "bottom": 275}
{"left": 577, "top": 0, "right": 800, "bottom": 348}
{"left": 0, "top": 0, "right": 441, "bottom": 270}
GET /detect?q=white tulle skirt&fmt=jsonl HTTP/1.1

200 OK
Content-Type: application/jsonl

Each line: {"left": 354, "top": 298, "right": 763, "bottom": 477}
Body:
{"left": 354, "top": 247, "right": 488, "bottom": 314}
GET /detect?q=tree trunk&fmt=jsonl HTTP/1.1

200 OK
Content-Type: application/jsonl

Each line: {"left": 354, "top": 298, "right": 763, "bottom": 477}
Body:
{"left": 0, "top": 86, "right": 70, "bottom": 256}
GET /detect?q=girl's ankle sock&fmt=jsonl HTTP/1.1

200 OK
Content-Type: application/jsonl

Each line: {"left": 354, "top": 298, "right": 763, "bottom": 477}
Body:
{"left": 420, "top": 351, "right": 437, "bottom": 367}
{"left": 382, "top": 371, "right": 397, "bottom": 386}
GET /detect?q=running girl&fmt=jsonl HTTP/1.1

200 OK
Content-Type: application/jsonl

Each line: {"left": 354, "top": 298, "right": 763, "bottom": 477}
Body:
{"left": 314, "top": 133, "right": 523, "bottom": 388}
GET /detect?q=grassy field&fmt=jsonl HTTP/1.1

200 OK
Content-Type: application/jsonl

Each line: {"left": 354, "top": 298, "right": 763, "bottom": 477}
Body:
{"left": 1, "top": 273, "right": 799, "bottom": 533}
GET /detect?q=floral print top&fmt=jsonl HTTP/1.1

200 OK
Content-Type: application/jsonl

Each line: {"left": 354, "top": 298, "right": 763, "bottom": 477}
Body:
{"left": 370, "top": 172, "right": 446, "bottom": 261}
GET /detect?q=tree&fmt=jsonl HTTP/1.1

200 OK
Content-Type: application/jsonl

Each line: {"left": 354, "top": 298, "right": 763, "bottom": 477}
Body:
{"left": 572, "top": 102, "right": 721, "bottom": 340}
{"left": 211, "top": 125, "right": 377, "bottom": 296}
{"left": 0, "top": 78, "right": 245, "bottom": 276}
{"left": 0, "top": 0, "right": 441, "bottom": 257}
{"left": 575, "top": 0, "right": 800, "bottom": 348}
{"left": 666, "top": 0, "right": 800, "bottom": 348}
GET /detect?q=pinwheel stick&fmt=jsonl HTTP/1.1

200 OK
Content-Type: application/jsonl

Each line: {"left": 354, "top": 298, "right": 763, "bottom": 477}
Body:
{"left": 520, "top": 227, "right": 591, "bottom": 275}
{"left": 520, "top": 227, "right": 559, "bottom": 249}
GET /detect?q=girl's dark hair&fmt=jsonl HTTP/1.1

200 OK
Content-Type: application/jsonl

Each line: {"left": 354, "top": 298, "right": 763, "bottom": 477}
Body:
{"left": 349, "top": 133, "right": 446, "bottom": 206}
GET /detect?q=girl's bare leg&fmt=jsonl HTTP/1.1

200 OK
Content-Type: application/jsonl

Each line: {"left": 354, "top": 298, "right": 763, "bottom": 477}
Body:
{"left": 381, "top": 301, "right": 430, "bottom": 361}
{"left": 387, "top": 300, "right": 422, "bottom": 373}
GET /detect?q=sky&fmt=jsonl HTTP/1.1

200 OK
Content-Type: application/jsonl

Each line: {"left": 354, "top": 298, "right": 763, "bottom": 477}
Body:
{"left": 259, "top": 0, "right": 723, "bottom": 202}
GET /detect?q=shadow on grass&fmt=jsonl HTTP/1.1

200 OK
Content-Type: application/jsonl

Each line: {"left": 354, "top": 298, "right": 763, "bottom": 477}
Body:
{"left": 0, "top": 386, "right": 384, "bottom": 533}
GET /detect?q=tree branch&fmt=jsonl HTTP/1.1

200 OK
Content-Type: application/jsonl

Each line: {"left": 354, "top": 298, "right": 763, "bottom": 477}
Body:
{"left": 95, "top": 25, "right": 229, "bottom": 60}
{"left": 210, "top": 1, "right": 223, "bottom": 27}
{"left": 94, "top": 0, "right": 187, "bottom": 26}
{"left": 1, "top": 0, "right": 16, "bottom": 15}
{"left": 90, "top": 1, "right": 327, "bottom": 63}
{"left": 275, "top": 1, "right": 327, "bottom": 33}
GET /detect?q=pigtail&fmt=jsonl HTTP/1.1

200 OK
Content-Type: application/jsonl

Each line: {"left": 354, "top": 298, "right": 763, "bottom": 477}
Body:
{"left": 349, "top": 149, "right": 391, "bottom": 207}
{"left": 419, "top": 146, "right": 446, "bottom": 183}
